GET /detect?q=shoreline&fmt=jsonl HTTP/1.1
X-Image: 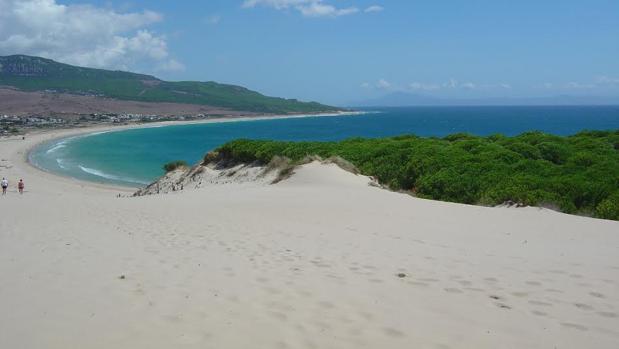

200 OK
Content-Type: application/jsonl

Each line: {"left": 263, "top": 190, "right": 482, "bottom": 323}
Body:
{"left": 23, "top": 110, "right": 365, "bottom": 191}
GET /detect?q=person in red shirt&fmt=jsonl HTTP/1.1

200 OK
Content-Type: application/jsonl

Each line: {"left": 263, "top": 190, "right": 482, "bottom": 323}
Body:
{"left": 17, "top": 179, "right": 24, "bottom": 194}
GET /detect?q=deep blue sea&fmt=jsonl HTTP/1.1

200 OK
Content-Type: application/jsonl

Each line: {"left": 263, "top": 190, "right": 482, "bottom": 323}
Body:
{"left": 30, "top": 106, "right": 619, "bottom": 187}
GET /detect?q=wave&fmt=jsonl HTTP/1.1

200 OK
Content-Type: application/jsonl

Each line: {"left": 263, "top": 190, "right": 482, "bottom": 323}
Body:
{"left": 46, "top": 141, "right": 67, "bottom": 154}
{"left": 56, "top": 158, "right": 69, "bottom": 169}
{"left": 78, "top": 165, "right": 150, "bottom": 185}
{"left": 85, "top": 130, "right": 113, "bottom": 137}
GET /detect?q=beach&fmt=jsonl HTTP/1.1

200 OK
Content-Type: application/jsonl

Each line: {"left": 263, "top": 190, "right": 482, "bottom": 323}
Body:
{"left": 1, "top": 127, "right": 618, "bottom": 349}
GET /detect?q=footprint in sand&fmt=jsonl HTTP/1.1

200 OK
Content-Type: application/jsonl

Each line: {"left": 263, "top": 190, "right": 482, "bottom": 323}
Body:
{"left": 597, "top": 312, "right": 618, "bottom": 318}
{"left": 296, "top": 290, "right": 313, "bottom": 298}
{"left": 382, "top": 327, "right": 406, "bottom": 338}
{"left": 589, "top": 291, "right": 605, "bottom": 299}
{"left": 511, "top": 292, "right": 528, "bottom": 298}
{"left": 358, "top": 311, "right": 374, "bottom": 322}
{"left": 561, "top": 323, "right": 588, "bottom": 331}
{"left": 263, "top": 287, "right": 282, "bottom": 295}
{"left": 269, "top": 311, "right": 288, "bottom": 321}
{"left": 528, "top": 300, "right": 553, "bottom": 307}
{"left": 574, "top": 303, "right": 594, "bottom": 311}
{"left": 495, "top": 303, "right": 512, "bottom": 309}
{"left": 545, "top": 288, "right": 564, "bottom": 294}
{"left": 274, "top": 341, "right": 290, "bottom": 349}
{"left": 317, "top": 301, "right": 335, "bottom": 309}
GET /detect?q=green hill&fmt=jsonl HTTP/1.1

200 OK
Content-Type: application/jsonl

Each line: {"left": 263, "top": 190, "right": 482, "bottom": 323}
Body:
{"left": 0, "top": 55, "right": 339, "bottom": 114}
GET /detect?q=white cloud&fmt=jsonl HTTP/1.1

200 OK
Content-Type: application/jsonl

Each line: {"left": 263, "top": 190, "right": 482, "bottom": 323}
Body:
{"left": 376, "top": 78, "right": 391, "bottom": 89}
{"left": 540, "top": 76, "right": 619, "bottom": 90}
{"left": 367, "top": 78, "right": 512, "bottom": 92}
{"left": 439, "top": 78, "right": 476, "bottom": 90}
{"left": 243, "top": 0, "right": 359, "bottom": 18}
{"left": 157, "top": 58, "right": 185, "bottom": 72}
{"left": 299, "top": 2, "right": 358, "bottom": 17}
{"left": 565, "top": 81, "right": 595, "bottom": 89}
{"left": 442, "top": 78, "right": 458, "bottom": 89}
{"left": 205, "top": 14, "right": 221, "bottom": 25}
{"left": 0, "top": 0, "right": 182, "bottom": 72}
{"left": 409, "top": 82, "right": 440, "bottom": 91}
{"left": 596, "top": 76, "right": 619, "bottom": 85}
{"left": 364, "top": 5, "right": 383, "bottom": 13}
{"left": 461, "top": 82, "right": 476, "bottom": 89}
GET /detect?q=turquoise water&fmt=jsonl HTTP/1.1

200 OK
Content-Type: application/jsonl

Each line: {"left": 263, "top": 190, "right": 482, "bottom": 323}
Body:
{"left": 31, "top": 106, "right": 619, "bottom": 187}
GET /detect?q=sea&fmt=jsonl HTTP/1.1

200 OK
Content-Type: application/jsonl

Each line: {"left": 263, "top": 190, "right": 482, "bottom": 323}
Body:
{"left": 30, "top": 106, "right": 619, "bottom": 187}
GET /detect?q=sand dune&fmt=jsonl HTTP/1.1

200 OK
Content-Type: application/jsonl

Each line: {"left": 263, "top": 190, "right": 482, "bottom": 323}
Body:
{"left": 0, "top": 129, "right": 618, "bottom": 349}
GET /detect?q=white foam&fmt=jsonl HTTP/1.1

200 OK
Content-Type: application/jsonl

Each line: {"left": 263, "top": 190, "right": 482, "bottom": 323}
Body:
{"left": 56, "top": 158, "right": 69, "bottom": 169}
{"left": 78, "top": 165, "right": 150, "bottom": 185}
{"left": 46, "top": 141, "right": 67, "bottom": 154}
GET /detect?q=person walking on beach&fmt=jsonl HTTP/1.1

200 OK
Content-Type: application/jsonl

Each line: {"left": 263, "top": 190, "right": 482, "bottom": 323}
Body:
{"left": 1, "top": 177, "right": 8, "bottom": 195}
{"left": 18, "top": 179, "right": 24, "bottom": 194}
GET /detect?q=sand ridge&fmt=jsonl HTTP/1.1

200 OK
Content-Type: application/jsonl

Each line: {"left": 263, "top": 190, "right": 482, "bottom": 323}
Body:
{"left": 0, "top": 129, "right": 618, "bottom": 348}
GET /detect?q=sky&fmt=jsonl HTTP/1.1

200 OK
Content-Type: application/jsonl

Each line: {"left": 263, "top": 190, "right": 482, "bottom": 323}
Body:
{"left": 0, "top": 0, "right": 618, "bottom": 105}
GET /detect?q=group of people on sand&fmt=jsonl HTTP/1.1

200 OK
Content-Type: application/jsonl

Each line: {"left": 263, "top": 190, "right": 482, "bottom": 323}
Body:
{"left": 1, "top": 177, "right": 25, "bottom": 195}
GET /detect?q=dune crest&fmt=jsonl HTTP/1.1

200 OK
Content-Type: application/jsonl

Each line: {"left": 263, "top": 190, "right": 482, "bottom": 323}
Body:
{"left": 134, "top": 153, "right": 369, "bottom": 196}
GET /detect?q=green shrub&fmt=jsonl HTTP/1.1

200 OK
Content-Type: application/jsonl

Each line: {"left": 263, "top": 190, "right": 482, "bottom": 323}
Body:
{"left": 596, "top": 193, "right": 619, "bottom": 220}
{"left": 537, "top": 142, "right": 569, "bottom": 164}
{"left": 163, "top": 160, "right": 188, "bottom": 172}
{"left": 214, "top": 130, "right": 619, "bottom": 220}
{"left": 505, "top": 142, "right": 541, "bottom": 159}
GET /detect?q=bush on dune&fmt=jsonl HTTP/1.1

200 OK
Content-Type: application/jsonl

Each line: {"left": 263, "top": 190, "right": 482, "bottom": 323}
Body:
{"left": 215, "top": 130, "right": 619, "bottom": 220}
{"left": 163, "top": 160, "right": 188, "bottom": 173}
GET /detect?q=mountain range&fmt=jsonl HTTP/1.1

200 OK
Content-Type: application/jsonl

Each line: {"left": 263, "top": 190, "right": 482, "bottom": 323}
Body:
{"left": 0, "top": 55, "right": 338, "bottom": 115}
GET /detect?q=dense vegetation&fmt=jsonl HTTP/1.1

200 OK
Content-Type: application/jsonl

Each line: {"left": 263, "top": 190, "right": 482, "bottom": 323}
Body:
{"left": 0, "top": 55, "right": 338, "bottom": 114}
{"left": 163, "top": 160, "right": 188, "bottom": 173}
{"left": 215, "top": 131, "right": 619, "bottom": 220}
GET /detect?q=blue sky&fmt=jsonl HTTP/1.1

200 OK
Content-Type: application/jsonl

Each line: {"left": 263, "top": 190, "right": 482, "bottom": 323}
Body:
{"left": 1, "top": 0, "right": 618, "bottom": 105}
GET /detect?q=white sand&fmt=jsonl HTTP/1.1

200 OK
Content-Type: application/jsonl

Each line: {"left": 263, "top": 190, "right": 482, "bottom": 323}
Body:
{"left": 1, "top": 128, "right": 618, "bottom": 349}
